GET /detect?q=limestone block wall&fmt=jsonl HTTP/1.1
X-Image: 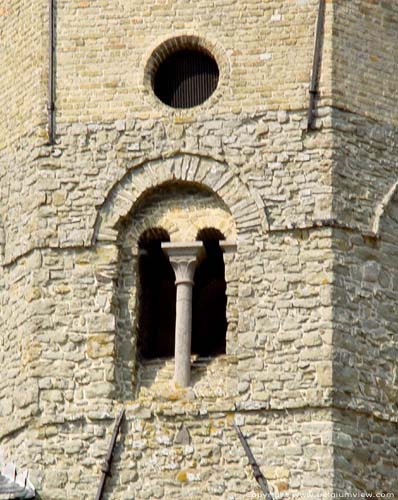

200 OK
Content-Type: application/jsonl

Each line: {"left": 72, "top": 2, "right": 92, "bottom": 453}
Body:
{"left": 0, "top": 195, "right": 336, "bottom": 499}
{"left": 0, "top": 111, "right": 334, "bottom": 266}
{"left": 0, "top": 138, "right": 44, "bottom": 267}
{"left": 0, "top": 253, "right": 43, "bottom": 475}
{"left": 332, "top": 1, "right": 398, "bottom": 229}
{"left": 3, "top": 408, "right": 333, "bottom": 500}
{"left": 331, "top": 12, "right": 398, "bottom": 486}
{"left": 332, "top": 193, "right": 398, "bottom": 494}
{"left": 333, "top": 197, "right": 398, "bottom": 416}
{"left": 101, "top": 410, "right": 334, "bottom": 500}
{"left": 332, "top": 110, "right": 398, "bottom": 232}
{"left": 0, "top": 0, "right": 335, "bottom": 264}
{"left": 1, "top": 0, "right": 398, "bottom": 498}
{"left": 0, "top": 252, "right": 46, "bottom": 423}
{"left": 0, "top": 145, "right": 336, "bottom": 499}
{"left": 333, "top": 409, "right": 398, "bottom": 496}
{"left": 0, "top": 103, "right": 337, "bottom": 500}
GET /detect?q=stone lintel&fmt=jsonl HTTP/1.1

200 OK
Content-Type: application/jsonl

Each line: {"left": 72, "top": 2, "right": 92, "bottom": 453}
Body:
{"left": 161, "top": 241, "right": 204, "bottom": 258}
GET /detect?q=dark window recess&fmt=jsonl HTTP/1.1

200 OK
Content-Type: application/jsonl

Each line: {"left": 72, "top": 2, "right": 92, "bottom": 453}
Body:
{"left": 192, "top": 228, "right": 227, "bottom": 357}
{"left": 137, "top": 228, "right": 176, "bottom": 359}
{"left": 153, "top": 49, "right": 219, "bottom": 108}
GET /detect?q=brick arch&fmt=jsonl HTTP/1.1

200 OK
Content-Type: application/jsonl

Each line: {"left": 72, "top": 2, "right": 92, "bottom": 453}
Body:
{"left": 371, "top": 179, "right": 398, "bottom": 237}
{"left": 92, "top": 153, "right": 269, "bottom": 244}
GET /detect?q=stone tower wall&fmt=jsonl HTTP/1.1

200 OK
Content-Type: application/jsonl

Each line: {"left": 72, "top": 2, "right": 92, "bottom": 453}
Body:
{"left": 330, "top": 2, "right": 398, "bottom": 494}
{"left": 0, "top": 0, "right": 397, "bottom": 499}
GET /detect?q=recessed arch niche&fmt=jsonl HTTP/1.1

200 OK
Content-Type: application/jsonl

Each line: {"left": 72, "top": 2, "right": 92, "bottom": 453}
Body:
{"left": 113, "top": 181, "right": 237, "bottom": 395}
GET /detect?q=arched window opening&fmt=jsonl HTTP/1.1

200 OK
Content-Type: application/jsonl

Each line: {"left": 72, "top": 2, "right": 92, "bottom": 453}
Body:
{"left": 192, "top": 228, "right": 227, "bottom": 357}
{"left": 137, "top": 227, "right": 176, "bottom": 359}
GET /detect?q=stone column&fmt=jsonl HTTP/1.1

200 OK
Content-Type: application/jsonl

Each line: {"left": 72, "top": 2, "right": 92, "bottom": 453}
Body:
{"left": 161, "top": 242, "right": 203, "bottom": 387}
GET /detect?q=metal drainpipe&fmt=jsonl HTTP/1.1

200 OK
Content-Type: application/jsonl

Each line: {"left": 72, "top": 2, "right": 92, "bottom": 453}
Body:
{"left": 307, "top": 0, "right": 326, "bottom": 131}
{"left": 48, "top": 0, "right": 56, "bottom": 144}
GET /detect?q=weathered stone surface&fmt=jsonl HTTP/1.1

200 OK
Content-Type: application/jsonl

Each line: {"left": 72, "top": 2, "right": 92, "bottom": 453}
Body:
{"left": 1, "top": 0, "right": 398, "bottom": 498}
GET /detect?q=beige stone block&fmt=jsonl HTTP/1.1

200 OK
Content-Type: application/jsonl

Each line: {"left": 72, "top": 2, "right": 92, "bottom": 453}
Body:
{"left": 25, "top": 287, "right": 42, "bottom": 302}
{"left": 87, "top": 335, "right": 115, "bottom": 359}
{"left": 52, "top": 191, "right": 67, "bottom": 207}
{"left": 316, "top": 363, "right": 333, "bottom": 387}
{"left": 264, "top": 467, "right": 289, "bottom": 480}
{"left": 85, "top": 382, "right": 115, "bottom": 399}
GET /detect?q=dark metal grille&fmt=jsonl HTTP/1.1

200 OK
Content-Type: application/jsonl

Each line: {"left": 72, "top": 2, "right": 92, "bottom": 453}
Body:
{"left": 154, "top": 50, "right": 219, "bottom": 108}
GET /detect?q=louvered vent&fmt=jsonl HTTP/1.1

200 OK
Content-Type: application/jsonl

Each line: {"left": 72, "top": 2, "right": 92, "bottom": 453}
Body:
{"left": 153, "top": 49, "right": 219, "bottom": 108}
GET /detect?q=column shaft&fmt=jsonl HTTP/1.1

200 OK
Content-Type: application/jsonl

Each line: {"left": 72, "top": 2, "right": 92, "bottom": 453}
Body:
{"left": 162, "top": 242, "right": 203, "bottom": 388}
{"left": 174, "top": 280, "right": 194, "bottom": 387}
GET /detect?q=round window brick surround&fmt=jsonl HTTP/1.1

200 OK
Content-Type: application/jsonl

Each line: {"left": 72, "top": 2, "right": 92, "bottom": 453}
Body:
{"left": 144, "top": 36, "right": 229, "bottom": 110}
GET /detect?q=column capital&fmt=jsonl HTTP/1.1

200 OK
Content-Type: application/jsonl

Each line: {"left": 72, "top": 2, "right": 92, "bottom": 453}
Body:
{"left": 161, "top": 242, "right": 204, "bottom": 285}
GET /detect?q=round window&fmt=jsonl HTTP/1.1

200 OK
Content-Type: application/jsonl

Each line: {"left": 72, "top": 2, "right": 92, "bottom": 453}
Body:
{"left": 153, "top": 49, "right": 219, "bottom": 109}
